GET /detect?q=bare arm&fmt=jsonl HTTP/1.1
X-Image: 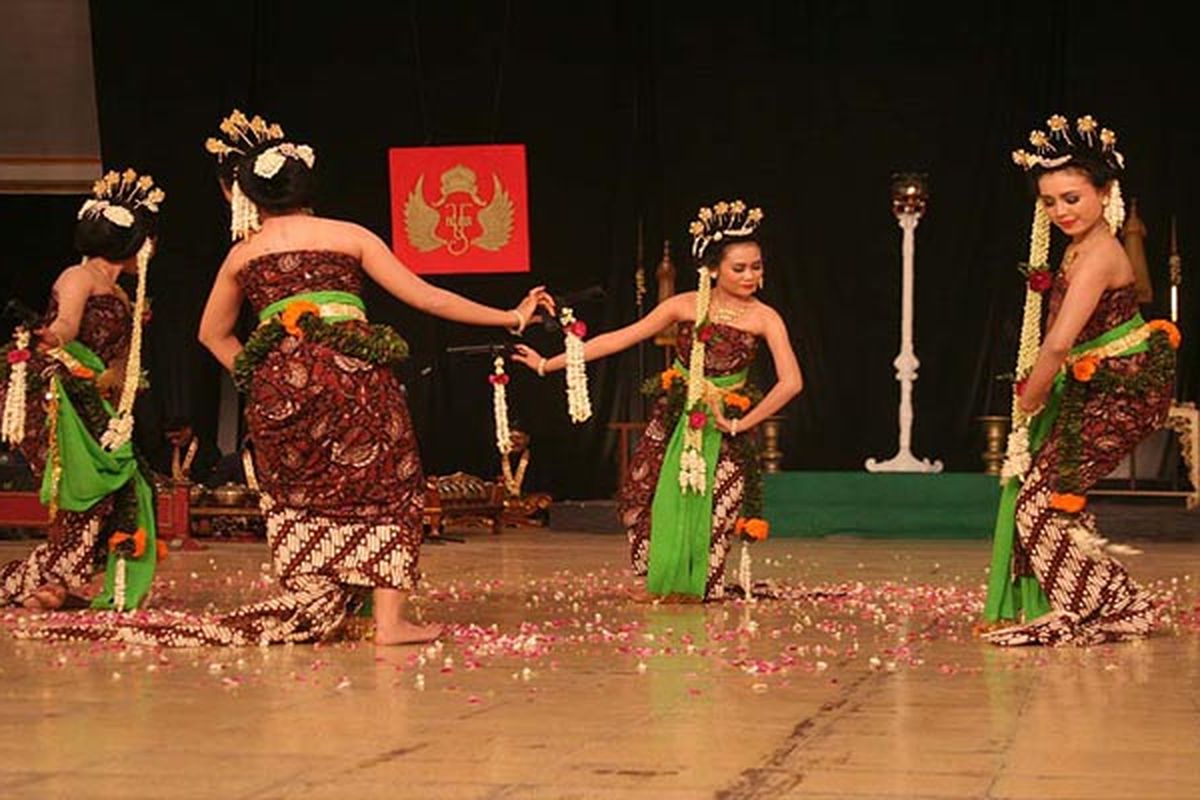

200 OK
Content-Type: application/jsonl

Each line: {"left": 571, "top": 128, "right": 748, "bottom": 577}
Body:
{"left": 1019, "top": 259, "right": 1114, "bottom": 413}
{"left": 357, "top": 227, "right": 544, "bottom": 328}
{"left": 197, "top": 251, "right": 246, "bottom": 372}
{"left": 515, "top": 294, "right": 689, "bottom": 374}
{"left": 36, "top": 268, "right": 92, "bottom": 348}
{"left": 717, "top": 307, "right": 803, "bottom": 433}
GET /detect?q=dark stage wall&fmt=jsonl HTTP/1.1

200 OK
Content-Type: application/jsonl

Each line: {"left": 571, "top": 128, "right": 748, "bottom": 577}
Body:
{"left": 1, "top": 2, "right": 1196, "bottom": 499}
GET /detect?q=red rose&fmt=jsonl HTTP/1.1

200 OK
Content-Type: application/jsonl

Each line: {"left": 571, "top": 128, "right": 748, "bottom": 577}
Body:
{"left": 488, "top": 373, "right": 510, "bottom": 386}
{"left": 697, "top": 325, "right": 715, "bottom": 343}
{"left": 6, "top": 349, "right": 31, "bottom": 365}
{"left": 570, "top": 320, "right": 588, "bottom": 338}
{"left": 688, "top": 410, "right": 708, "bottom": 430}
{"left": 1028, "top": 270, "right": 1053, "bottom": 293}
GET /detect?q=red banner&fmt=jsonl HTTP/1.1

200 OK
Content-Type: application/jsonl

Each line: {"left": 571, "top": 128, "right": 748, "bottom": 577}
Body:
{"left": 388, "top": 144, "right": 530, "bottom": 275}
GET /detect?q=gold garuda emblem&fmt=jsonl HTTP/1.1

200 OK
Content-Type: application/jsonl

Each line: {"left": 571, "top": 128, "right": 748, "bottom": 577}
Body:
{"left": 404, "top": 164, "right": 514, "bottom": 256}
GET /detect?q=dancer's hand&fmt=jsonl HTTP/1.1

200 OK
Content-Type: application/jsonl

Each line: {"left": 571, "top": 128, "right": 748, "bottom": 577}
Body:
{"left": 1018, "top": 396, "right": 1046, "bottom": 417}
{"left": 33, "top": 325, "right": 63, "bottom": 351}
{"left": 712, "top": 407, "right": 736, "bottom": 435}
{"left": 511, "top": 286, "right": 556, "bottom": 333}
{"left": 1016, "top": 380, "right": 1046, "bottom": 416}
{"left": 512, "top": 344, "right": 546, "bottom": 373}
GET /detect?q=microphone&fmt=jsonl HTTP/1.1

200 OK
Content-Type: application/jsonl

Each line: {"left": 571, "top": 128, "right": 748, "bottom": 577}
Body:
{"left": 445, "top": 342, "right": 517, "bottom": 357}
{"left": 2, "top": 299, "right": 40, "bottom": 328}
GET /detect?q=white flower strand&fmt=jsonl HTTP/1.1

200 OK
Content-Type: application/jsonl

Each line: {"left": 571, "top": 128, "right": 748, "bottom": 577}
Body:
{"left": 113, "top": 556, "right": 127, "bottom": 612}
{"left": 738, "top": 539, "right": 755, "bottom": 603}
{"left": 1000, "top": 202, "right": 1050, "bottom": 482}
{"left": 560, "top": 308, "right": 592, "bottom": 423}
{"left": 1105, "top": 180, "right": 1126, "bottom": 235}
{"left": 230, "top": 180, "right": 262, "bottom": 241}
{"left": 1, "top": 328, "right": 31, "bottom": 446}
{"left": 679, "top": 447, "right": 707, "bottom": 494}
{"left": 100, "top": 240, "right": 152, "bottom": 451}
{"left": 679, "top": 267, "right": 713, "bottom": 494}
{"left": 491, "top": 356, "right": 513, "bottom": 456}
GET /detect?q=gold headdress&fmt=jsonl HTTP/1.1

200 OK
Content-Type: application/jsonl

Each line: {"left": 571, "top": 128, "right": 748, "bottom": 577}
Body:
{"left": 688, "top": 199, "right": 764, "bottom": 259}
{"left": 1012, "top": 113, "right": 1126, "bottom": 237}
{"left": 205, "top": 110, "right": 314, "bottom": 241}
{"left": 204, "top": 109, "right": 285, "bottom": 162}
{"left": 78, "top": 168, "right": 165, "bottom": 227}
{"left": 1011, "top": 114, "right": 1125, "bottom": 175}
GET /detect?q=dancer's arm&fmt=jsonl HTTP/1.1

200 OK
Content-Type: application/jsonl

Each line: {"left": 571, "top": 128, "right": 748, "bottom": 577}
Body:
{"left": 1018, "top": 256, "right": 1115, "bottom": 414}
{"left": 197, "top": 251, "right": 246, "bottom": 371}
{"left": 356, "top": 226, "right": 551, "bottom": 330}
{"left": 36, "top": 267, "right": 91, "bottom": 348}
{"left": 512, "top": 294, "right": 690, "bottom": 374}
{"left": 714, "top": 306, "right": 803, "bottom": 434}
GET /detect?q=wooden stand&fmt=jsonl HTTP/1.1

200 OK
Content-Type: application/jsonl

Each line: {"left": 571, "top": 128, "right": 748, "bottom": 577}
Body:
{"left": 0, "top": 482, "right": 200, "bottom": 549}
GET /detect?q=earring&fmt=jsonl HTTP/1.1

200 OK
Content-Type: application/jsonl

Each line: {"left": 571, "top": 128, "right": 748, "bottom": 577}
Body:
{"left": 758, "top": 274, "right": 765, "bottom": 291}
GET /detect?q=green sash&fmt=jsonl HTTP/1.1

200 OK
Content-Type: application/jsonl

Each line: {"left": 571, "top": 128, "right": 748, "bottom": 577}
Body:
{"left": 647, "top": 364, "right": 748, "bottom": 598}
{"left": 984, "top": 313, "right": 1146, "bottom": 622}
{"left": 258, "top": 290, "right": 366, "bottom": 323}
{"left": 38, "top": 341, "right": 158, "bottom": 611}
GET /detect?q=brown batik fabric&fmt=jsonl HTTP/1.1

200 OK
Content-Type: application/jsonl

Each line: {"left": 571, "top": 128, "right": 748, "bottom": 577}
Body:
{"left": 618, "top": 322, "right": 758, "bottom": 600}
{"left": 0, "top": 509, "right": 106, "bottom": 606}
{"left": 986, "top": 279, "right": 1174, "bottom": 646}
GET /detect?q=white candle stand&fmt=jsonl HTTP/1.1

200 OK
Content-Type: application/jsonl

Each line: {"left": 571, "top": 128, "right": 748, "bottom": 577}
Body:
{"left": 866, "top": 173, "right": 943, "bottom": 474}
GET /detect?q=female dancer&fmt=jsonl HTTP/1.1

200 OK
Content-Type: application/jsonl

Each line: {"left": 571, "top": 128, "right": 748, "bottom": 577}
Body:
{"left": 515, "top": 201, "right": 802, "bottom": 600}
{"left": 984, "top": 114, "right": 1178, "bottom": 645}
{"left": 1, "top": 169, "right": 164, "bottom": 611}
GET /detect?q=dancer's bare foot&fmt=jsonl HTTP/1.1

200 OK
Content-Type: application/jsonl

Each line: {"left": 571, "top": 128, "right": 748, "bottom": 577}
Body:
{"left": 627, "top": 587, "right": 703, "bottom": 605}
{"left": 21, "top": 584, "right": 67, "bottom": 612}
{"left": 628, "top": 586, "right": 656, "bottom": 603}
{"left": 374, "top": 620, "right": 443, "bottom": 646}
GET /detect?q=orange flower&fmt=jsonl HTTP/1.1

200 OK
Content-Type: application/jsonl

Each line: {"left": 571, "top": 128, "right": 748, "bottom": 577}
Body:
{"left": 1049, "top": 493, "right": 1087, "bottom": 514}
{"left": 280, "top": 300, "right": 321, "bottom": 337}
{"left": 724, "top": 392, "right": 752, "bottom": 412}
{"left": 746, "top": 519, "right": 769, "bottom": 540}
{"left": 156, "top": 540, "right": 169, "bottom": 562}
{"left": 736, "top": 517, "right": 770, "bottom": 541}
{"left": 108, "top": 528, "right": 148, "bottom": 558}
{"left": 1071, "top": 356, "right": 1099, "bottom": 382}
{"left": 71, "top": 365, "right": 96, "bottom": 379}
{"left": 1147, "top": 319, "right": 1182, "bottom": 350}
{"left": 660, "top": 367, "right": 682, "bottom": 391}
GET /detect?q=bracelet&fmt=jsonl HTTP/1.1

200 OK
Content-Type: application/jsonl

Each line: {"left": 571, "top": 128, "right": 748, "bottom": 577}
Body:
{"left": 509, "top": 309, "right": 527, "bottom": 336}
{"left": 730, "top": 418, "right": 739, "bottom": 437}
{"left": 537, "top": 358, "right": 547, "bottom": 377}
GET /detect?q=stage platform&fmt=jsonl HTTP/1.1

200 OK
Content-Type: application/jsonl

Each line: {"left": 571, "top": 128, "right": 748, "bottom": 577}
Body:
{"left": 2, "top": 533, "right": 1199, "bottom": 799}
{"left": 764, "top": 471, "right": 1000, "bottom": 539}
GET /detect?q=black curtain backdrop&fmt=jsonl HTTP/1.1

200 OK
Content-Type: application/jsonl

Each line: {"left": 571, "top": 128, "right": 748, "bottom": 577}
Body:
{"left": 2, "top": 2, "right": 1195, "bottom": 498}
